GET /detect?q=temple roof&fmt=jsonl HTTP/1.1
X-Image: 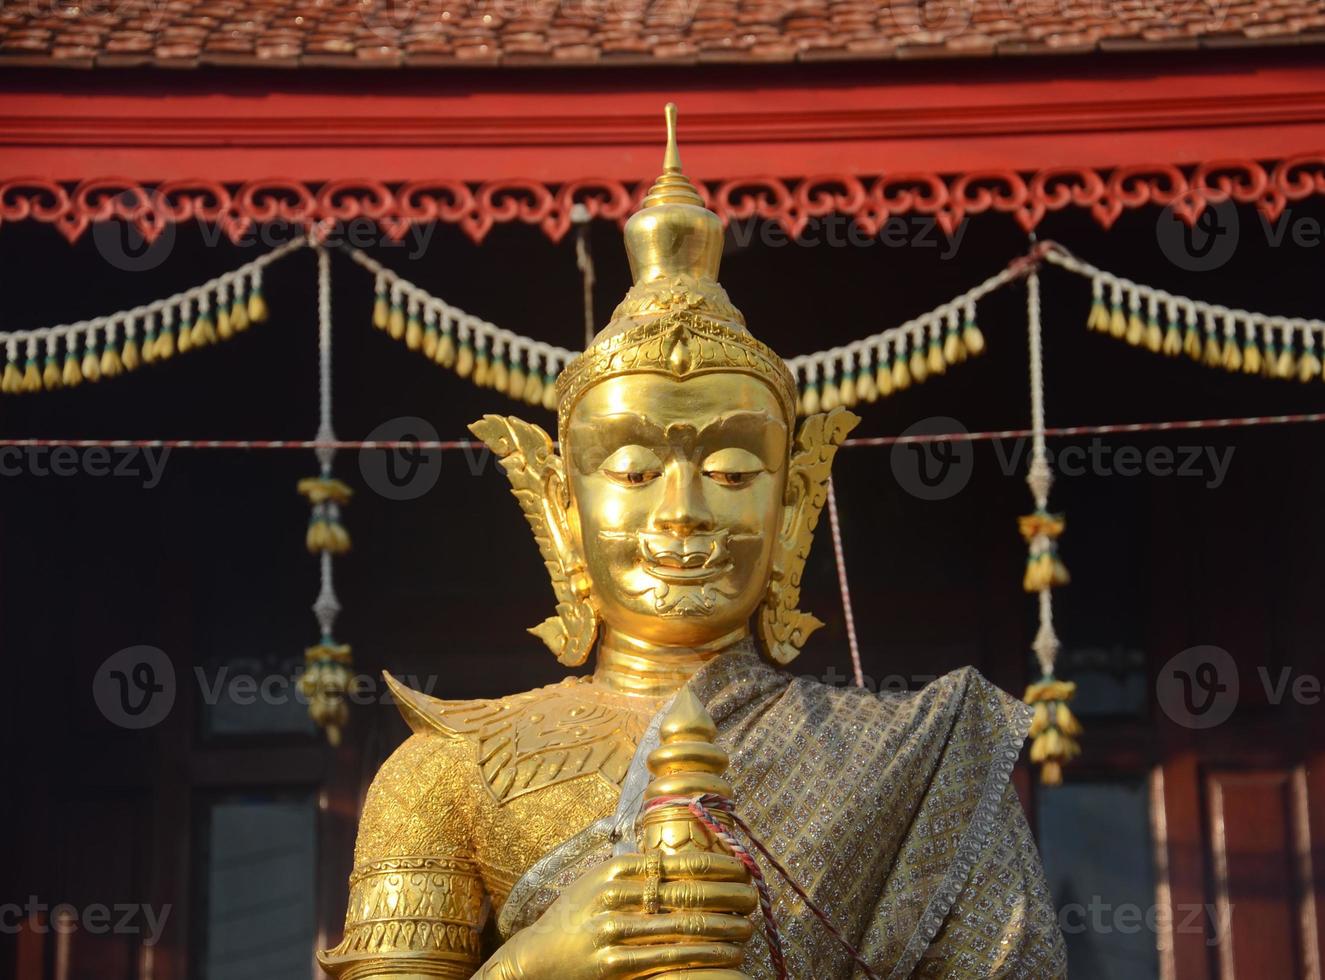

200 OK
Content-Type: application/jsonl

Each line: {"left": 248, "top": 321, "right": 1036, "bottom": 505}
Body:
{"left": 2, "top": 0, "right": 1323, "bottom": 68}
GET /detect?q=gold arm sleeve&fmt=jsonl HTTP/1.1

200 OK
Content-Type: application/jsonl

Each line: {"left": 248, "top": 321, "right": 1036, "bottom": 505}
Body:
{"left": 319, "top": 734, "right": 487, "bottom": 980}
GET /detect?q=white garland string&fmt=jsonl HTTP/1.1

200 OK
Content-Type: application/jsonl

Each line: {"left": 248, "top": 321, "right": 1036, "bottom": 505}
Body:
{"left": 1042, "top": 243, "right": 1325, "bottom": 347}
{"left": 0, "top": 236, "right": 306, "bottom": 347}
{"left": 784, "top": 259, "right": 1024, "bottom": 382}
{"left": 1025, "top": 267, "right": 1060, "bottom": 678}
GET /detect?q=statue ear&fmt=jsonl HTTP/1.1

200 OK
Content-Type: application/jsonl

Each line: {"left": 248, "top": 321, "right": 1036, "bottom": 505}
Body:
{"left": 469, "top": 415, "right": 599, "bottom": 667}
{"left": 757, "top": 406, "right": 861, "bottom": 665}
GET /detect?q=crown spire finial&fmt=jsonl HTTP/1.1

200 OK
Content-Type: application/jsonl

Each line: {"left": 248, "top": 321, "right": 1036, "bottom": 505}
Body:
{"left": 641, "top": 104, "right": 705, "bottom": 209}
{"left": 663, "top": 102, "right": 682, "bottom": 173}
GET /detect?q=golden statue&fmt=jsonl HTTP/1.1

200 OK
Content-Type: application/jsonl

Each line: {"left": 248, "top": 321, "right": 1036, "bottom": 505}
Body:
{"left": 320, "top": 105, "right": 1066, "bottom": 980}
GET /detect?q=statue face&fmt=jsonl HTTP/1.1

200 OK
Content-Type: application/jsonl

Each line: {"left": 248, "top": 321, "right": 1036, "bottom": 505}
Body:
{"left": 566, "top": 373, "right": 789, "bottom": 648}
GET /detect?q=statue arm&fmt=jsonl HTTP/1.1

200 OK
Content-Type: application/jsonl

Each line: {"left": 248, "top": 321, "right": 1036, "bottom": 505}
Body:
{"left": 319, "top": 734, "right": 487, "bottom": 980}
{"left": 911, "top": 783, "right": 1067, "bottom": 979}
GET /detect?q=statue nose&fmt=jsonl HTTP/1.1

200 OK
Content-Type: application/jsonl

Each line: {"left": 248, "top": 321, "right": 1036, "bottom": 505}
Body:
{"left": 651, "top": 462, "right": 714, "bottom": 537}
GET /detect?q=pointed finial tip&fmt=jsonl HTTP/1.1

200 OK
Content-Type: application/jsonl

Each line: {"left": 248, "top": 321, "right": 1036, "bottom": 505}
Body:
{"left": 663, "top": 102, "right": 681, "bottom": 173}
{"left": 661, "top": 688, "right": 717, "bottom": 742}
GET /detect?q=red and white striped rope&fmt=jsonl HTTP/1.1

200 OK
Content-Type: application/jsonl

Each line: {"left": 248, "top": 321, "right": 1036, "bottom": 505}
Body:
{"left": 1, "top": 411, "right": 1320, "bottom": 451}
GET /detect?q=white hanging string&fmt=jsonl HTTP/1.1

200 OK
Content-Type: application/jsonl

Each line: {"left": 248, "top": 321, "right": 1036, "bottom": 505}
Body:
{"left": 312, "top": 245, "right": 341, "bottom": 641}
{"left": 1024, "top": 266, "right": 1060, "bottom": 678}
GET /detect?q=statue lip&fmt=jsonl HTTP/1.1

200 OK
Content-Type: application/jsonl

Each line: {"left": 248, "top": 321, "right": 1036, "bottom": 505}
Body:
{"left": 639, "top": 530, "right": 731, "bottom": 584}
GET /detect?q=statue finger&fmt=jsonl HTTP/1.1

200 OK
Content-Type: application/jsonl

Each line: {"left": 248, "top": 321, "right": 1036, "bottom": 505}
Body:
{"left": 607, "top": 852, "right": 749, "bottom": 883}
{"left": 597, "top": 941, "right": 746, "bottom": 979}
{"left": 598, "top": 911, "right": 755, "bottom": 946}
{"left": 599, "top": 880, "right": 756, "bottom": 914}
{"left": 659, "top": 880, "right": 758, "bottom": 915}
{"left": 661, "top": 852, "right": 749, "bottom": 883}
{"left": 647, "top": 972, "right": 751, "bottom": 980}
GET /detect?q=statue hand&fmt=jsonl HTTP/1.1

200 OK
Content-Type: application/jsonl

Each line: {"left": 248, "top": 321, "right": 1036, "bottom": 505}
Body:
{"left": 477, "top": 851, "right": 756, "bottom": 980}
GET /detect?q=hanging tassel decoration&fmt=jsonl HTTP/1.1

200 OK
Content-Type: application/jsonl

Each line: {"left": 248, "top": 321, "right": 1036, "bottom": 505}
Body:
{"left": 100, "top": 321, "right": 124, "bottom": 378}
{"left": 907, "top": 327, "right": 928, "bottom": 384}
{"left": 456, "top": 323, "right": 475, "bottom": 378}
{"left": 372, "top": 274, "right": 389, "bottom": 330}
{"left": 157, "top": 305, "right": 177, "bottom": 360}
{"left": 1222, "top": 314, "right": 1242, "bottom": 372}
{"left": 1026, "top": 678, "right": 1083, "bottom": 787}
{"left": 231, "top": 277, "right": 251, "bottom": 332}
{"left": 422, "top": 303, "right": 439, "bottom": 360}
{"left": 42, "top": 334, "right": 62, "bottom": 390}
{"left": 1182, "top": 305, "right": 1202, "bottom": 361}
{"left": 298, "top": 476, "right": 354, "bottom": 555}
{"left": 217, "top": 282, "right": 233, "bottom": 340}
{"left": 963, "top": 301, "right": 985, "bottom": 357}
{"left": 891, "top": 335, "right": 912, "bottom": 391}
{"left": 387, "top": 283, "right": 406, "bottom": 341}
{"left": 541, "top": 357, "right": 559, "bottom": 411}
{"left": 248, "top": 268, "right": 269, "bottom": 324}
{"left": 298, "top": 642, "right": 353, "bottom": 747}
{"left": 1202, "top": 310, "right": 1222, "bottom": 368}
{"left": 1125, "top": 289, "right": 1144, "bottom": 346}
{"left": 838, "top": 350, "right": 858, "bottom": 407}
{"left": 405, "top": 294, "right": 424, "bottom": 352}
{"left": 1299, "top": 330, "right": 1322, "bottom": 382}
{"left": 1108, "top": 281, "right": 1127, "bottom": 338}
{"left": 1162, "top": 299, "right": 1182, "bottom": 356}
{"left": 20, "top": 337, "right": 41, "bottom": 393}
{"left": 926, "top": 319, "right": 946, "bottom": 376}
{"left": 820, "top": 359, "right": 841, "bottom": 412}
{"left": 507, "top": 342, "right": 527, "bottom": 400}
{"left": 435, "top": 310, "right": 457, "bottom": 369}
{"left": 523, "top": 350, "right": 544, "bottom": 406}
{"left": 142, "top": 311, "right": 159, "bottom": 364}
{"left": 855, "top": 346, "right": 878, "bottom": 403}
{"left": 1144, "top": 294, "right": 1163, "bottom": 352}
{"left": 801, "top": 361, "right": 821, "bottom": 415}
{"left": 177, "top": 296, "right": 194, "bottom": 355}
{"left": 473, "top": 332, "right": 491, "bottom": 388}
{"left": 1086, "top": 276, "right": 1109, "bottom": 332}
{"left": 1275, "top": 324, "right": 1296, "bottom": 379}
{"left": 62, "top": 332, "right": 83, "bottom": 386}
{"left": 489, "top": 336, "right": 509, "bottom": 393}
{"left": 2, "top": 341, "right": 21, "bottom": 394}
{"left": 1242, "top": 321, "right": 1262, "bottom": 375}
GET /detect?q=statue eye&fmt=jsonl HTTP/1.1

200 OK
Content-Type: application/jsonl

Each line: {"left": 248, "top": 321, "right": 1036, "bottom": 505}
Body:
{"left": 600, "top": 446, "right": 663, "bottom": 487}
{"left": 701, "top": 447, "right": 764, "bottom": 488}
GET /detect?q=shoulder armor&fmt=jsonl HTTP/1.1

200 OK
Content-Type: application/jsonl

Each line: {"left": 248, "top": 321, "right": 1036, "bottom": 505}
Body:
{"left": 384, "top": 672, "right": 653, "bottom": 806}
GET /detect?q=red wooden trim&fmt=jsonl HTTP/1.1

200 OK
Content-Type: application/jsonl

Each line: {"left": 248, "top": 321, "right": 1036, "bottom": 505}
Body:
{"left": 1, "top": 56, "right": 1324, "bottom": 180}
{"left": 1, "top": 55, "right": 1323, "bottom": 242}
{"left": 4, "top": 158, "right": 1325, "bottom": 245}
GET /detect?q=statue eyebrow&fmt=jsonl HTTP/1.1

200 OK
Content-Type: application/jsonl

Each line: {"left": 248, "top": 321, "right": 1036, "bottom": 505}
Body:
{"left": 574, "top": 413, "right": 668, "bottom": 444}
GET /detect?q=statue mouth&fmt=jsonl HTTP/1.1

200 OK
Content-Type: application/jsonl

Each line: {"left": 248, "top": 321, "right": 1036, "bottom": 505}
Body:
{"left": 638, "top": 530, "right": 732, "bottom": 584}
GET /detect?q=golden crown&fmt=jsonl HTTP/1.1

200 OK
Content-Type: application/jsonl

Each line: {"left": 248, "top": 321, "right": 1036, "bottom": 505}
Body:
{"left": 555, "top": 104, "right": 798, "bottom": 431}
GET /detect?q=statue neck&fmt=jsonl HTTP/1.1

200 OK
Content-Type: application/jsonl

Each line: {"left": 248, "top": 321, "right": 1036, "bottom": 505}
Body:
{"left": 592, "top": 626, "right": 748, "bottom": 698}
